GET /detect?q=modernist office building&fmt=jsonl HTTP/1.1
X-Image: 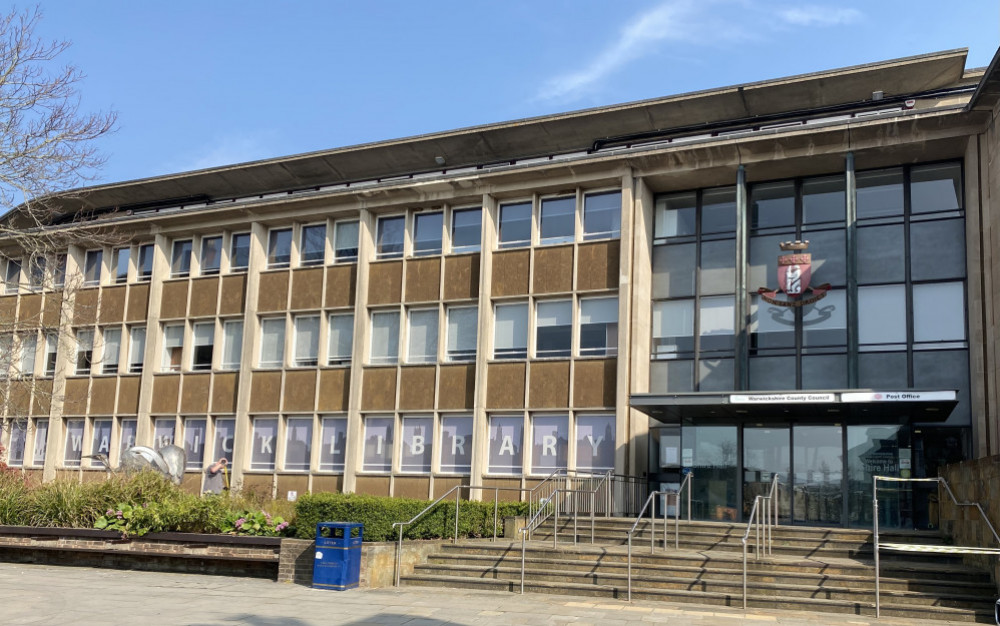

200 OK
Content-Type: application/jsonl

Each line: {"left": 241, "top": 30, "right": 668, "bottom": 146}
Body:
{"left": 1, "top": 48, "right": 999, "bottom": 530}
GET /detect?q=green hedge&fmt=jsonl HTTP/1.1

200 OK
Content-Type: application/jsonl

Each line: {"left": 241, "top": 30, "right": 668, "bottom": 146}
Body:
{"left": 294, "top": 492, "right": 528, "bottom": 542}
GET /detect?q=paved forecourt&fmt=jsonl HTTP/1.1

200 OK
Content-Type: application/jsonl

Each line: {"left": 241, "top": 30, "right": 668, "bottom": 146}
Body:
{"left": 0, "top": 563, "right": 977, "bottom": 625}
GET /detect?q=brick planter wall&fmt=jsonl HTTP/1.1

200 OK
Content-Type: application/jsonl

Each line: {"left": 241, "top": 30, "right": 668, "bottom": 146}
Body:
{"left": 277, "top": 539, "right": 449, "bottom": 588}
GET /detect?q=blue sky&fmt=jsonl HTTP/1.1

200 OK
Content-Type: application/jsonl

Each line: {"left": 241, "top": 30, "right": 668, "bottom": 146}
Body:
{"left": 32, "top": 1, "right": 1000, "bottom": 186}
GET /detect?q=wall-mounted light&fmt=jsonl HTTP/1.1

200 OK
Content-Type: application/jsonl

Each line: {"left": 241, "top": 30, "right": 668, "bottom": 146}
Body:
{"left": 434, "top": 156, "right": 446, "bottom": 166}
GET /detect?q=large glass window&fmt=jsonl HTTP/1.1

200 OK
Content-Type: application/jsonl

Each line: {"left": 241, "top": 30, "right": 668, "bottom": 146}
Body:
{"left": 682, "top": 425, "right": 738, "bottom": 521}
{"left": 913, "top": 282, "right": 965, "bottom": 343}
{"left": 531, "top": 415, "right": 568, "bottom": 474}
{"left": 128, "top": 327, "right": 146, "bottom": 374}
{"left": 75, "top": 329, "right": 94, "bottom": 375}
{"left": 488, "top": 415, "right": 523, "bottom": 475}
{"left": 101, "top": 328, "right": 120, "bottom": 374}
{"left": 137, "top": 244, "right": 154, "bottom": 280}
{"left": 191, "top": 322, "right": 214, "bottom": 370}
{"left": 370, "top": 311, "right": 400, "bottom": 365}
{"left": 119, "top": 419, "right": 136, "bottom": 457}
{"left": 362, "top": 417, "right": 393, "bottom": 472}
{"left": 250, "top": 418, "right": 278, "bottom": 470}
{"left": 376, "top": 216, "right": 405, "bottom": 259}
{"left": 221, "top": 320, "right": 243, "bottom": 370}
{"left": 327, "top": 314, "right": 354, "bottom": 365}
{"left": 334, "top": 221, "right": 359, "bottom": 263}
{"left": 400, "top": 416, "right": 433, "bottom": 473}
{"left": 857, "top": 168, "right": 903, "bottom": 219}
{"left": 27, "top": 256, "right": 45, "bottom": 291}
{"left": 494, "top": 303, "right": 527, "bottom": 359}
{"left": 154, "top": 418, "right": 175, "bottom": 449}
{"left": 911, "top": 163, "right": 961, "bottom": 214}
{"left": 259, "top": 318, "right": 286, "bottom": 368}
{"left": 19, "top": 333, "right": 36, "bottom": 377}
{"left": 267, "top": 228, "right": 292, "bottom": 268}
{"left": 3, "top": 258, "right": 19, "bottom": 294}
{"left": 63, "top": 419, "right": 84, "bottom": 467}
{"left": 535, "top": 300, "right": 571, "bottom": 358}
{"left": 200, "top": 236, "right": 222, "bottom": 275}
{"left": 451, "top": 208, "right": 481, "bottom": 253}
{"left": 84, "top": 249, "right": 103, "bottom": 285}
{"left": 32, "top": 419, "right": 48, "bottom": 466}
{"left": 579, "top": 297, "right": 618, "bottom": 357}
{"left": 583, "top": 191, "right": 621, "bottom": 240}
{"left": 440, "top": 416, "right": 473, "bottom": 474}
{"left": 284, "top": 417, "right": 312, "bottom": 471}
{"left": 498, "top": 202, "right": 531, "bottom": 248}
{"left": 413, "top": 211, "right": 443, "bottom": 256}
{"left": 7, "top": 420, "right": 26, "bottom": 467}
{"left": 652, "top": 300, "right": 694, "bottom": 356}
{"left": 112, "top": 247, "right": 130, "bottom": 283}
{"left": 161, "top": 324, "right": 183, "bottom": 372}
{"left": 446, "top": 306, "right": 477, "bottom": 362}
{"left": 539, "top": 196, "right": 575, "bottom": 245}
{"left": 300, "top": 224, "right": 326, "bottom": 266}
{"left": 184, "top": 418, "right": 207, "bottom": 470}
{"left": 407, "top": 309, "right": 438, "bottom": 363}
{"left": 213, "top": 418, "right": 236, "bottom": 465}
{"left": 44, "top": 332, "right": 58, "bottom": 376}
{"left": 229, "top": 233, "right": 251, "bottom": 271}
{"left": 576, "top": 415, "right": 615, "bottom": 471}
{"left": 293, "top": 315, "right": 320, "bottom": 367}
{"left": 319, "top": 417, "right": 347, "bottom": 472}
{"left": 170, "top": 240, "right": 191, "bottom": 277}
{"left": 858, "top": 286, "right": 906, "bottom": 348}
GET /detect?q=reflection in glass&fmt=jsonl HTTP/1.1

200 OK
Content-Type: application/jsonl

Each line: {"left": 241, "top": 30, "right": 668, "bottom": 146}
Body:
{"left": 682, "top": 425, "right": 738, "bottom": 521}
{"left": 847, "top": 425, "right": 904, "bottom": 528}
{"left": 750, "top": 181, "right": 794, "bottom": 230}
{"left": 743, "top": 427, "right": 791, "bottom": 522}
{"left": 793, "top": 425, "right": 842, "bottom": 524}
{"left": 857, "top": 168, "right": 903, "bottom": 219}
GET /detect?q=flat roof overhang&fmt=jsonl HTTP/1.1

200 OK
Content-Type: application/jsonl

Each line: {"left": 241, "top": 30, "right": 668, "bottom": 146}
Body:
{"left": 630, "top": 390, "right": 958, "bottom": 425}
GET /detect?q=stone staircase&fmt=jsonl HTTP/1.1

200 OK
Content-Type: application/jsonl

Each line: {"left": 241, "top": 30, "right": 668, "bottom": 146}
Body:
{"left": 400, "top": 518, "right": 998, "bottom": 622}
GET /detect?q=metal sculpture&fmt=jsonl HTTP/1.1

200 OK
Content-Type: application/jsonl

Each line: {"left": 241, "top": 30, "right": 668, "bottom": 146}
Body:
{"left": 84, "top": 444, "right": 188, "bottom": 485}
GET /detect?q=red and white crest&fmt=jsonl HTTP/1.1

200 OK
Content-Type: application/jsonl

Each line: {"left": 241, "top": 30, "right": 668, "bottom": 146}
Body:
{"left": 777, "top": 253, "right": 811, "bottom": 296}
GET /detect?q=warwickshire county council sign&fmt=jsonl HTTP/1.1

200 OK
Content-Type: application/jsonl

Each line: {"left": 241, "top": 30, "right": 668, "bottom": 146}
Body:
{"left": 729, "top": 391, "right": 957, "bottom": 404}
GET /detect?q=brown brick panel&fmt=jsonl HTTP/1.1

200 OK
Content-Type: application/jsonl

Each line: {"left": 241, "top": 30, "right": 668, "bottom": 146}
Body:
{"left": 361, "top": 367, "right": 397, "bottom": 411}
{"left": 125, "top": 284, "right": 150, "bottom": 322}
{"left": 42, "top": 293, "right": 63, "bottom": 326}
{"left": 63, "top": 378, "right": 90, "bottom": 414}
{"left": 367, "top": 261, "right": 402, "bottom": 305}
{"left": 491, "top": 249, "right": 530, "bottom": 297}
{"left": 98, "top": 287, "right": 126, "bottom": 324}
{"left": 117, "top": 376, "right": 140, "bottom": 414}
{"left": 528, "top": 360, "right": 570, "bottom": 408}
{"left": 159, "top": 281, "right": 189, "bottom": 319}
{"left": 282, "top": 370, "right": 317, "bottom": 412}
{"left": 438, "top": 364, "right": 475, "bottom": 410}
{"left": 481, "top": 478, "right": 524, "bottom": 501}
{"left": 180, "top": 373, "right": 211, "bottom": 413}
{"left": 393, "top": 476, "right": 430, "bottom": 499}
{"left": 290, "top": 267, "right": 324, "bottom": 311}
{"left": 404, "top": 257, "right": 441, "bottom": 303}
{"left": 443, "top": 254, "right": 480, "bottom": 301}
{"left": 211, "top": 372, "right": 239, "bottom": 413}
{"left": 189, "top": 277, "right": 220, "bottom": 318}
{"left": 7, "top": 382, "right": 31, "bottom": 415}
{"left": 325, "top": 265, "right": 357, "bottom": 308}
{"left": 241, "top": 474, "right": 274, "bottom": 497}
{"left": 276, "top": 475, "right": 308, "bottom": 499}
{"left": 89, "top": 377, "right": 117, "bottom": 414}
{"left": 219, "top": 274, "right": 247, "bottom": 316}
{"left": 151, "top": 375, "right": 181, "bottom": 414}
{"left": 249, "top": 371, "right": 282, "bottom": 413}
{"left": 317, "top": 368, "right": 350, "bottom": 412}
{"left": 257, "top": 271, "right": 290, "bottom": 312}
{"left": 277, "top": 538, "right": 315, "bottom": 585}
{"left": 532, "top": 245, "right": 574, "bottom": 294}
{"left": 0, "top": 296, "right": 15, "bottom": 321}
{"left": 74, "top": 288, "right": 99, "bottom": 325}
{"left": 30, "top": 379, "right": 52, "bottom": 416}
{"left": 398, "top": 366, "right": 435, "bottom": 410}
{"left": 432, "top": 476, "right": 468, "bottom": 499}
{"left": 311, "top": 475, "right": 343, "bottom": 493}
{"left": 577, "top": 240, "right": 620, "bottom": 291}
{"left": 354, "top": 476, "right": 390, "bottom": 496}
{"left": 17, "top": 293, "right": 42, "bottom": 326}
{"left": 573, "top": 358, "right": 617, "bottom": 408}
{"left": 486, "top": 362, "right": 526, "bottom": 409}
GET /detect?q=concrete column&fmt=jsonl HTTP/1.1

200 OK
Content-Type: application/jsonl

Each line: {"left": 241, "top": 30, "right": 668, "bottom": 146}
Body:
{"left": 628, "top": 177, "right": 654, "bottom": 478}
{"left": 134, "top": 233, "right": 169, "bottom": 447}
{"left": 471, "top": 193, "right": 496, "bottom": 496}
{"left": 343, "top": 208, "right": 375, "bottom": 493}
{"left": 734, "top": 165, "right": 749, "bottom": 391}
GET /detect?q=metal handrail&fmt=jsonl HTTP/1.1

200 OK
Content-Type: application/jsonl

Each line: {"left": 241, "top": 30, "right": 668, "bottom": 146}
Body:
{"left": 764, "top": 473, "right": 780, "bottom": 556}
{"left": 520, "top": 489, "right": 559, "bottom": 594}
{"left": 625, "top": 490, "right": 666, "bottom": 601}
{"left": 740, "top": 495, "right": 763, "bottom": 610}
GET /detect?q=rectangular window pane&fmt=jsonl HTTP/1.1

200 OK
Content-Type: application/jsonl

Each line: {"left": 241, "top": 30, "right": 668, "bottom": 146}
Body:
{"left": 910, "top": 219, "right": 966, "bottom": 282}
{"left": 4, "top": 257, "right": 20, "bottom": 294}
{"left": 750, "top": 182, "right": 795, "bottom": 230}
{"left": 84, "top": 250, "right": 103, "bottom": 285}
{"left": 300, "top": 224, "right": 326, "bottom": 266}
{"left": 284, "top": 417, "right": 313, "bottom": 471}
{"left": 7, "top": 420, "right": 26, "bottom": 467}
{"left": 451, "top": 208, "right": 481, "bottom": 253}
{"left": 857, "top": 225, "right": 905, "bottom": 284}
{"left": 27, "top": 256, "right": 45, "bottom": 291}
{"left": 319, "top": 417, "right": 347, "bottom": 472}
{"left": 370, "top": 311, "right": 400, "bottom": 365}
{"left": 267, "top": 229, "right": 292, "bottom": 268}
{"left": 154, "top": 418, "right": 175, "bottom": 449}
{"left": 113, "top": 248, "right": 129, "bottom": 283}
{"left": 531, "top": 415, "right": 568, "bottom": 474}
{"left": 584, "top": 191, "right": 621, "bottom": 240}
{"left": 702, "top": 187, "right": 737, "bottom": 234}
{"left": 76, "top": 329, "right": 94, "bottom": 375}
{"left": 192, "top": 322, "right": 214, "bottom": 370}
{"left": 580, "top": 298, "right": 618, "bottom": 357}
{"left": 259, "top": 318, "right": 286, "bottom": 368}
{"left": 801, "top": 289, "right": 846, "bottom": 347}
{"left": 33, "top": 419, "right": 49, "bottom": 466}
{"left": 535, "top": 300, "right": 571, "bottom": 358}
{"left": 222, "top": 320, "right": 243, "bottom": 369}
{"left": 446, "top": 307, "right": 477, "bottom": 362}
{"left": 699, "top": 296, "right": 735, "bottom": 352}
{"left": 376, "top": 216, "right": 405, "bottom": 259}
{"left": 439, "top": 416, "right": 472, "bottom": 474}
{"left": 230, "top": 233, "right": 251, "bottom": 271}
{"left": 213, "top": 418, "right": 235, "bottom": 465}
{"left": 540, "top": 196, "right": 575, "bottom": 244}
{"left": 911, "top": 163, "right": 961, "bottom": 214}
{"left": 102, "top": 328, "right": 121, "bottom": 374}
{"left": 119, "top": 419, "right": 137, "bottom": 458}
{"left": 913, "top": 282, "right": 965, "bottom": 343}
{"left": 803, "top": 175, "right": 845, "bottom": 224}
{"left": 19, "top": 334, "right": 36, "bottom": 377}
{"left": 334, "top": 221, "right": 359, "bottom": 262}
{"left": 407, "top": 309, "right": 438, "bottom": 363}
{"left": 859, "top": 285, "right": 906, "bottom": 347}
{"left": 400, "top": 417, "right": 433, "bottom": 473}
{"left": 294, "top": 315, "right": 320, "bottom": 366}
{"left": 576, "top": 415, "right": 615, "bottom": 471}
{"left": 90, "top": 419, "right": 112, "bottom": 462}
{"left": 494, "top": 303, "right": 528, "bottom": 359}
{"left": 63, "top": 419, "right": 84, "bottom": 467}
{"left": 44, "top": 332, "right": 58, "bottom": 376}
{"left": 655, "top": 193, "right": 696, "bottom": 240}
{"left": 857, "top": 168, "right": 903, "bottom": 219}
{"left": 54, "top": 254, "right": 66, "bottom": 287}
{"left": 251, "top": 418, "right": 278, "bottom": 470}
{"left": 327, "top": 314, "right": 354, "bottom": 365}
{"left": 128, "top": 327, "right": 146, "bottom": 373}
{"left": 488, "top": 416, "right": 522, "bottom": 475}
{"left": 652, "top": 300, "right": 694, "bottom": 356}
{"left": 162, "top": 324, "right": 183, "bottom": 372}
{"left": 362, "top": 417, "right": 393, "bottom": 472}
{"left": 0, "top": 333, "right": 11, "bottom": 377}
{"left": 137, "top": 245, "right": 153, "bottom": 280}
{"left": 201, "top": 236, "right": 222, "bottom": 274}
{"left": 183, "top": 418, "right": 207, "bottom": 469}
{"left": 170, "top": 240, "right": 191, "bottom": 277}
{"left": 499, "top": 202, "right": 531, "bottom": 248}
{"left": 652, "top": 243, "right": 696, "bottom": 298}
{"left": 413, "top": 212, "right": 443, "bottom": 256}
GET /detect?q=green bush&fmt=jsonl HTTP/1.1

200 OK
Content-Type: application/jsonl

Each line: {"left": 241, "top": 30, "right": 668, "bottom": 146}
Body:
{"left": 294, "top": 492, "right": 527, "bottom": 541}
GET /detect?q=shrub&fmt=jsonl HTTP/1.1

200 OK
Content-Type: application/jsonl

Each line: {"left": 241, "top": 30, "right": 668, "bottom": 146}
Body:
{"left": 294, "top": 492, "right": 527, "bottom": 542}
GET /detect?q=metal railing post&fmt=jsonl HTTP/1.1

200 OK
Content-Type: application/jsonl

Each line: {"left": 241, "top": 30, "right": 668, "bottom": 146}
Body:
{"left": 454, "top": 487, "right": 460, "bottom": 544}
{"left": 493, "top": 489, "right": 499, "bottom": 542}
{"left": 520, "top": 529, "right": 526, "bottom": 594}
{"left": 553, "top": 493, "right": 560, "bottom": 549}
{"left": 675, "top": 492, "right": 680, "bottom": 550}
{"left": 742, "top": 537, "right": 748, "bottom": 609}
{"left": 627, "top": 533, "right": 633, "bottom": 601}
{"left": 874, "top": 476, "right": 881, "bottom": 618}
{"left": 573, "top": 492, "right": 578, "bottom": 546}
{"left": 591, "top": 491, "right": 595, "bottom": 543}
{"left": 395, "top": 525, "right": 403, "bottom": 587}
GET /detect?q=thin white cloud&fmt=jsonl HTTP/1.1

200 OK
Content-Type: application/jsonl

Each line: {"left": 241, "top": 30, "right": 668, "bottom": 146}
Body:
{"left": 777, "top": 6, "right": 862, "bottom": 27}
{"left": 174, "top": 132, "right": 276, "bottom": 173}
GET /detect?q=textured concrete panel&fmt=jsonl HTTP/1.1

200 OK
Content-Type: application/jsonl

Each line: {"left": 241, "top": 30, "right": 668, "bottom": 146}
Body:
{"left": 30, "top": 379, "right": 53, "bottom": 416}
{"left": 577, "top": 240, "right": 620, "bottom": 291}
{"left": 311, "top": 475, "right": 343, "bottom": 493}
{"left": 42, "top": 293, "right": 63, "bottom": 326}
{"left": 180, "top": 373, "right": 211, "bottom": 414}
{"left": 368, "top": 262, "right": 403, "bottom": 305}
{"left": 325, "top": 265, "right": 357, "bottom": 309}
{"left": 151, "top": 375, "right": 181, "bottom": 414}
{"left": 189, "top": 277, "right": 220, "bottom": 318}
{"left": 126, "top": 284, "right": 150, "bottom": 322}
{"left": 249, "top": 371, "right": 282, "bottom": 413}
{"left": 573, "top": 358, "right": 617, "bottom": 408}
{"left": 18, "top": 293, "right": 42, "bottom": 326}
{"left": 89, "top": 377, "right": 117, "bottom": 415}
{"left": 317, "top": 368, "right": 350, "bottom": 412}
{"left": 529, "top": 360, "right": 570, "bottom": 408}
{"left": 74, "top": 288, "right": 99, "bottom": 326}
{"left": 117, "top": 376, "right": 140, "bottom": 414}
{"left": 159, "top": 281, "right": 189, "bottom": 319}
{"left": 361, "top": 367, "right": 397, "bottom": 411}
{"left": 443, "top": 254, "right": 480, "bottom": 301}
{"left": 491, "top": 250, "right": 530, "bottom": 297}
{"left": 486, "top": 362, "right": 526, "bottom": 409}
{"left": 533, "top": 245, "right": 573, "bottom": 294}
{"left": 211, "top": 372, "right": 239, "bottom": 414}
{"left": 394, "top": 477, "right": 430, "bottom": 500}
{"left": 404, "top": 258, "right": 441, "bottom": 303}
{"left": 438, "top": 364, "right": 475, "bottom": 410}
{"left": 219, "top": 274, "right": 247, "bottom": 316}
{"left": 276, "top": 475, "right": 309, "bottom": 500}
{"left": 97, "top": 287, "right": 126, "bottom": 324}
{"left": 398, "top": 366, "right": 435, "bottom": 410}
{"left": 283, "top": 370, "right": 317, "bottom": 412}
{"left": 355, "top": 476, "right": 391, "bottom": 497}
{"left": 290, "top": 268, "right": 324, "bottom": 311}
{"left": 257, "top": 271, "right": 290, "bottom": 312}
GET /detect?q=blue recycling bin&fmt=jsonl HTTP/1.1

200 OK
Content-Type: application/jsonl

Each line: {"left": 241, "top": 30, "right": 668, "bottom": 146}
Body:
{"left": 313, "top": 522, "right": 363, "bottom": 590}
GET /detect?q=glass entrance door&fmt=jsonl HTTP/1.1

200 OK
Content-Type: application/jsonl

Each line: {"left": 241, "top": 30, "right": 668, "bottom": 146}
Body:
{"left": 743, "top": 426, "right": 791, "bottom": 522}
{"left": 793, "top": 425, "right": 843, "bottom": 525}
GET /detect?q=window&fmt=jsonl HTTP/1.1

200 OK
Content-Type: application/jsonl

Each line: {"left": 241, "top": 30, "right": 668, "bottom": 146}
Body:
{"left": 652, "top": 300, "right": 694, "bottom": 356}
{"left": 128, "top": 327, "right": 146, "bottom": 374}
{"left": 535, "top": 300, "right": 571, "bottom": 358}
{"left": 19, "top": 334, "right": 36, "bottom": 377}
{"left": 531, "top": 415, "right": 568, "bottom": 474}
{"left": 230, "top": 233, "right": 251, "bottom": 271}
{"left": 4, "top": 257, "right": 19, "bottom": 294}
{"left": 161, "top": 324, "right": 183, "bottom": 372}
{"left": 84, "top": 250, "right": 102, "bottom": 285}
{"left": 54, "top": 254, "right": 67, "bottom": 287}
{"left": 28, "top": 256, "right": 45, "bottom": 290}
{"left": 267, "top": 228, "right": 292, "bottom": 268}
{"left": 119, "top": 419, "right": 137, "bottom": 456}
{"left": 284, "top": 417, "right": 312, "bottom": 471}
{"left": 576, "top": 415, "right": 615, "bottom": 471}
{"left": 136, "top": 245, "right": 153, "bottom": 281}
{"left": 0, "top": 334, "right": 11, "bottom": 377}
{"left": 539, "top": 196, "right": 575, "bottom": 244}
{"left": 362, "top": 417, "right": 393, "bottom": 472}
{"left": 300, "top": 224, "right": 326, "bottom": 266}
{"left": 488, "top": 415, "right": 523, "bottom": 475}
{"left": 170, "top": 240, "right": 192, "bottom": 277}
{"left": 407, "top": 309, "right": 438, "bottom": 363}
{"left": 200, "top": 236, "right": 222, "bottom": 275}
{"left": 293, "top": 315, "right": 320, "bottom": 367}
{"left": 370, "top": 311, "right": 400, "bottom": 365}
{"left": 579, "top": 297, "right": 618, "bottom": 357}
{"left": 450, "top": 208, "right": 481, "bottom": 253}
{"left": 32, "top": 419, "right": 48, "bottom": 466}
{"left": 43, "top": 332, "right": 58, "bottom": 376}
{"left": 101, "top": 327, "right": 121, "bottom": 374}
{"left": 439, "top": 416, "right": 473, "bottom": 474}
{"left": 327, "top": 314, "right": 353, "bottom": 365}
{"left": 413, "top": 211, "right": 443, "bottom": 256}
{"left": 400, "top": 416, "right": 432, "bottom": 473}
{"left": 498, "top": 202, "right": 531, "bottom": 248}
{"left": 112, "top": 247, "right": 130, "bottom": 283}
{"left": 183, "top": 418, "right": 207, "bottom": 469}
{"left": 154, "top": 418, "right": 175, "bottom": 449}
{"left": 446, "top": 306, "right": 477, "bottom": 362}
{"left": 221, "top": 320, "right": 243, "bottom": 369}
{"left": 191, "top": 322, "right": 214, "bottom": 370}
{"left": 376, "top": 216, "right": 405, "bottom": 259}
{"left": 913, "top": 282, "right": 966, "bottom": 344}
{"left": 75, "top": 329, "right": 94, "bottom": 375}
{"left": 259, "top": 318, "right": 286, "bottom": 368}
{"left": 334, "top": 221, "right": 359, "bottom": 263}
{"left": 63, "top": 419, "right": 84, "bottom": 467}
{"left": 7, "top": 421, "right": 25, "bottom": 467}
{"left": 493, "top": 303, "right": 528, "bottom": 359}
{"left": 89, "top": 419, "right": 112, "bottom": 465}
{"left": 213, "top": 418, "right": 236, "bottom": 464}
{"left": 319, "top": 417, "right": 347, "bottom": 472}
{"left": 584, "top": 191, "right": 621, "bottom": 240}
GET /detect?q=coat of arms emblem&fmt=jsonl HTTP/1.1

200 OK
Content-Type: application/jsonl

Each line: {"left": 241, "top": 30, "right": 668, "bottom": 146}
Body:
{"left": 756, "top": 240, "right": 829, "bottom": 307}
